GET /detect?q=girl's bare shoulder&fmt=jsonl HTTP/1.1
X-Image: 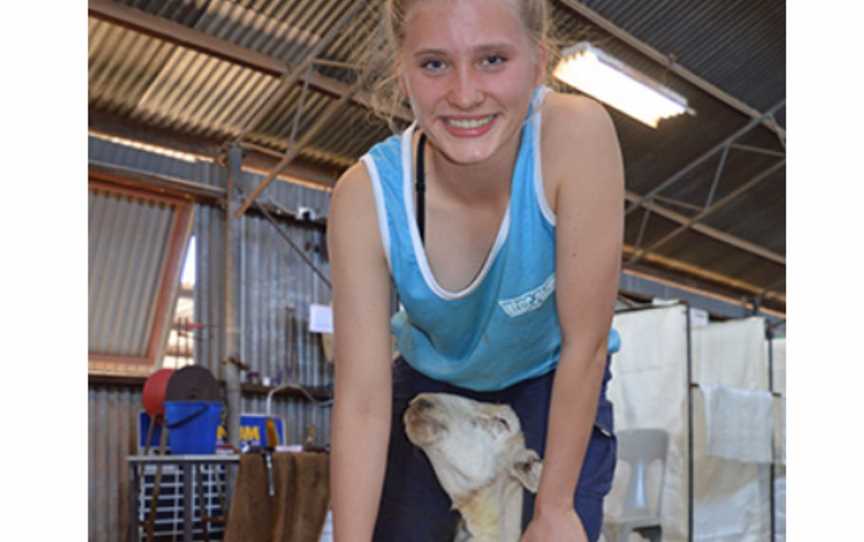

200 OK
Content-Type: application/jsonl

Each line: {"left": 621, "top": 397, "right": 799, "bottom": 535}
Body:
{"left": 538, "top": 91, "right": 623, "bottom": 211}
{"left": 540, "top": 91, "right": 617, "bottom": 151}
{"left": 329, "top": 161, "right": 381, "bottom": 251}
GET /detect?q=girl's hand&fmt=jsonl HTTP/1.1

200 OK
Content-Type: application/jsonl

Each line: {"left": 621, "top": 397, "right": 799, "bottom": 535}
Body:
{"left": 521, "top": 506, "right": 588, "bottom": 542}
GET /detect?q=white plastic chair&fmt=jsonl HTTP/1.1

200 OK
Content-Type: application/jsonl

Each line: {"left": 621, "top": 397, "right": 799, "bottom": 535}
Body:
{"left": 602, "top": 428, "right": 669, "bottom": 542}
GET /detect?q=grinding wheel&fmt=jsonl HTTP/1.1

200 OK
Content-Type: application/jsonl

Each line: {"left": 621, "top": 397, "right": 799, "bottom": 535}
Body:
{"left": 165, "top": 365, "right": 220, "bottom": 402}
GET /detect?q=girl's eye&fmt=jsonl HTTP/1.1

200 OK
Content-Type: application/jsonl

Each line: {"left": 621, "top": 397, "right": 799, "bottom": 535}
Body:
{"left": 421, "top": 59, "right": 446, "bottom": 72}
{"left": 481, "top": 54, "right": 506, "bottom": 67}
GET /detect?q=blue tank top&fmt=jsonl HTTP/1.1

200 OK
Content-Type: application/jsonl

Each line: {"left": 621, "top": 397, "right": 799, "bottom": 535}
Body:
{"left": 361, "top": 86, "right": 618, "bottom": 392}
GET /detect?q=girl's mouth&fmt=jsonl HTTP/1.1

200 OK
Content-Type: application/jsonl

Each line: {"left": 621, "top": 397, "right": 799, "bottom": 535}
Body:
{"left": 442, "top": 114, "right": 497, "bottom": 137}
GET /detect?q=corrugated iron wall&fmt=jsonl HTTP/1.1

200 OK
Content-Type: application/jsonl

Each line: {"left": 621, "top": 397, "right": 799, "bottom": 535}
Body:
{"left": 89, "top": 385, "right": 139, "bottom": 542}
{"left": 192, "top": 159, "right": 332, "bottom": 385}
{"left": 89, "top": 135, "right": 334, "bottom": 540}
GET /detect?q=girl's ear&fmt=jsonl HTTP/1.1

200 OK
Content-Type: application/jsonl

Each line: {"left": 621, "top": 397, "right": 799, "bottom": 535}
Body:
{"left": 399, "top": 72, "right": 408, "bottom": 98}
{"left": 534, "top": 44, "right": 549, "bottom": 86}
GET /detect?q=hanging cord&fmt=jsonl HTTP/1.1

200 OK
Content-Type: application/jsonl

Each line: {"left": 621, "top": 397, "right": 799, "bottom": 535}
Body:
{"left": 416, "top": 132, "right": 428, "bottom": 244}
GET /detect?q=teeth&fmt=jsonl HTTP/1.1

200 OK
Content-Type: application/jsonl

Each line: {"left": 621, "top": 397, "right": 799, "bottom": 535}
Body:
{"left": 446, "top": 115, "right": 494, "bottom": 129}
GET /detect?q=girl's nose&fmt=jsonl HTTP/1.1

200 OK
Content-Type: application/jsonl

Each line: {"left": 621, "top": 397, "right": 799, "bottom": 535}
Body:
{"left": 448, "top": 68, "right": 484, "bottom": 109}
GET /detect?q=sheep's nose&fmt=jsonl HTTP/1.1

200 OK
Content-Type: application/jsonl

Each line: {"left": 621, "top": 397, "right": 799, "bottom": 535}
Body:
{"left": 414, "top": 397, "right": 434, "bottom": 411}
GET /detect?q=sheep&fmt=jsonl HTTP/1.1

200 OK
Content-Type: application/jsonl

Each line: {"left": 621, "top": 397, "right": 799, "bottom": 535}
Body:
{"left": 403, "top": 393, "right": 544, "bottom": 542}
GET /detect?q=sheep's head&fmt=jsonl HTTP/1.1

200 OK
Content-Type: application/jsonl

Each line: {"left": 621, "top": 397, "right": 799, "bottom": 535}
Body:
{"left": 403, "top": 393, "right": 543, "bottom": 503}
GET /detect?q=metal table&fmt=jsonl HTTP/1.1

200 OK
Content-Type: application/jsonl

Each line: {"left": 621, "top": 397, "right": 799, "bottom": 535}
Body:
{"left": 127, "top": 454, "right": 240, "bottom": 542}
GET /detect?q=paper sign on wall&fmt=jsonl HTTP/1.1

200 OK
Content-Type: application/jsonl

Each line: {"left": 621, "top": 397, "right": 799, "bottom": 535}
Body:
{"left": 309, "top": 304, "right": 333, "bottom": 333}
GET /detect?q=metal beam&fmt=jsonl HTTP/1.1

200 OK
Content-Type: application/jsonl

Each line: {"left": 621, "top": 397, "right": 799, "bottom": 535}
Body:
{"left": 704, "top": 143, "right": 730, "bottom": 208}
{"left": 629, "top": 159, "right": 785, "bottom": 264}
{"left": 234, "top": 78, "right": 365, "bottom": 217}
{"left": 557, "top": 0, "right": 786, "bottom": 140}
{"left": 88, "top": 110, "right": 342, "bottom": 187}
{"left": 232, "top": 1, "right": 367, "bottom": 143}
{"left": 88, "top": 161, "right": 329, "bottom": 235}
{"left": 652, "top": 195, "right": 703, "bottom": 213}
{"left": 89, "top": 0, "right": 281, "bottom": 74}
{"left": 619, "top": 269, "right": 785, "bottom": 319}
{"left": 224, "top": 144, "right": 244, "bottom": 450}
{"left": 632, "top": 207, "right": 653, "bottom": 251}
{"left": 622, "top": 244, "right": 786, "bottom": 306}
{"left": 88, "top": 0, "right": 413, "bottom": 122}
{"left": 625, "top": 100, "right": 785, "bottom": 217}
{"left": 89, "top": 160, "right": 225, "bottom": 204}
{"left": 730, "top": 143, "right": 786, "bottom": 158}
{"left": 626, "top": 191, "right": 785, "bottom": 266}
{"left": 762, "top": 274, "right": 787, "bottom": 294}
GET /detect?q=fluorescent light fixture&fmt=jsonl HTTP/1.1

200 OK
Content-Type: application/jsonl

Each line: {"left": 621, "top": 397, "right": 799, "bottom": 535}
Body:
{"left": 553, "top": 42, "right": 691, "bottom": 128}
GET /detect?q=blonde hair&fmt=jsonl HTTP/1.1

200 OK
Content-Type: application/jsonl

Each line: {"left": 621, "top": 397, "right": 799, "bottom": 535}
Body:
{"left": 359, "top": 0, "right": 559, "bottom": 132}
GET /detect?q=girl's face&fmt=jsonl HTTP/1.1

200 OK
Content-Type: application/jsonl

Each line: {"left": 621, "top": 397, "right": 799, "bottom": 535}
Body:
{"left": 399, "top": 0, "right": 545, "bottom": 167}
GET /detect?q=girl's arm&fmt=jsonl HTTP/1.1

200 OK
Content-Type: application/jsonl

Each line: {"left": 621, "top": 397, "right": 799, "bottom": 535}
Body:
{"left": 327, "top": 163, "right": 395, "bottom": 542}
{"left": 524, "top": 95, "right": 625, "bottom": 541}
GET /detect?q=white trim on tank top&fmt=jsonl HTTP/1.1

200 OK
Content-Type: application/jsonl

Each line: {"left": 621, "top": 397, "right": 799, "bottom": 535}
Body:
{"left": 531, "top": 86, "right": 556, "bottom": 226}
{"left": 360, "top": 155, "right": 392, "bottom": 271}
{"left": 401, "top": 123, "right": 511, "bottom": 301}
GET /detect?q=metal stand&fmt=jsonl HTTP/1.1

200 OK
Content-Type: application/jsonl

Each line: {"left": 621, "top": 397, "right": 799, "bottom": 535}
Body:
{"left": 685, "top": 303, "right": 694, "bottom": 542}
{"left": 128, "top": 455, "right": 240, "bottom": 542}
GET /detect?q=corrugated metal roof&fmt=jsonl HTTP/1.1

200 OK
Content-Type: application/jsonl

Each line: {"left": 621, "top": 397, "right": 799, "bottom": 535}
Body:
{"left": 89, "top": 188, "right": 175, "bottom": 356}
{"left": 90, "top": 0, "right": 389, "bottom": 169}
{"left": 575, "top": 0, "right": 785, "bottom": 123}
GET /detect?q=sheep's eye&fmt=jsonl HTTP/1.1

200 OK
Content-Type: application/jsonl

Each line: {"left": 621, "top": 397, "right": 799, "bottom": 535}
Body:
{"left": 495, "top": 417, "right": 510, "bottom": 432}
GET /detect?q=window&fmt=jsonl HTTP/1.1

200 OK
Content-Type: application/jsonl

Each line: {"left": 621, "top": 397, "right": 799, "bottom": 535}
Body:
{"left": 88, "top": 176, "right": 194, "bottom": 376}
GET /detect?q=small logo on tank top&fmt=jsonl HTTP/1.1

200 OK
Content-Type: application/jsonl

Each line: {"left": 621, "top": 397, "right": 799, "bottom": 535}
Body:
{"left": 498, "top": 274, "right": 555, "bottom": 317}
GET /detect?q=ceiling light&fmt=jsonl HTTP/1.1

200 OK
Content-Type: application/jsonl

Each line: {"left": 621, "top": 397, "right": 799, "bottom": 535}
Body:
{"left": 553, "top": 42, "right": 692, "bottom": 128}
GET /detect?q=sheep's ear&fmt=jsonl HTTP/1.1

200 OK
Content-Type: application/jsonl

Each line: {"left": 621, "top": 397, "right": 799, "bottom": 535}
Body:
{"left": 509, "top": 448, "right": 543, "bottom": 493}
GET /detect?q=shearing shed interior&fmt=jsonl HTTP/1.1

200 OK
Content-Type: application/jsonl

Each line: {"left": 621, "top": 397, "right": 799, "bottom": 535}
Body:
{"left": 86, "top": 1, "right": 786, "bottom": 541}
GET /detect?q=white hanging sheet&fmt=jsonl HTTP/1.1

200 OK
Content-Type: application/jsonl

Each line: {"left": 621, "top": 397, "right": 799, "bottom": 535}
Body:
{"left": 692, "top": 318, "right": 771, "bottom": 542}
{"left": 699, "top": 384, "right": 773, "bottom": 463}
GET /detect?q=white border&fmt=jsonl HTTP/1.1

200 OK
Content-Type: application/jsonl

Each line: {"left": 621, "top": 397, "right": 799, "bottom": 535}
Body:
{"left": 532, "top": 87, "right": 557, "bottom": 226}
{"left": 360, "top": 155, "right": 392, "bottom": 272}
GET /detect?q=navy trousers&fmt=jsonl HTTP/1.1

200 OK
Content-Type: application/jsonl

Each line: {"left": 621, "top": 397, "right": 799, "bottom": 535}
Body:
{"left": 371, "top": 357, "right": 617, "bottom": 542}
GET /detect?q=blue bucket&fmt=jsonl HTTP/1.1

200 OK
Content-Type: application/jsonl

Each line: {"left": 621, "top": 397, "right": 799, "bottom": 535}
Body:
{"left": 164, "top": 401, "right": 223, "bottom": 454}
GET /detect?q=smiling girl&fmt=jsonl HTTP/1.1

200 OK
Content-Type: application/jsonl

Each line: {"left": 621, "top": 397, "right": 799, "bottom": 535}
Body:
{"left": 327, "top": 1, "right": 624, "bottom": 540}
